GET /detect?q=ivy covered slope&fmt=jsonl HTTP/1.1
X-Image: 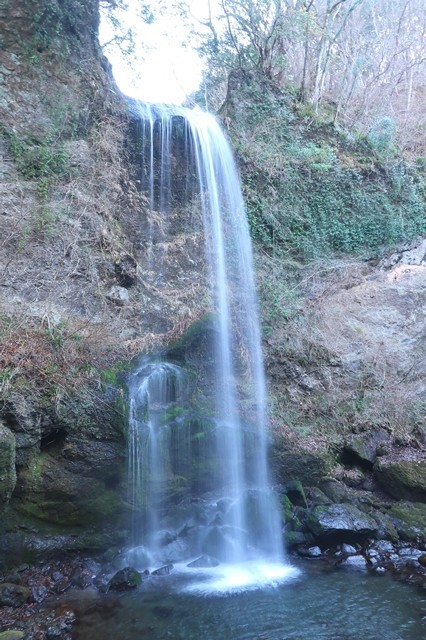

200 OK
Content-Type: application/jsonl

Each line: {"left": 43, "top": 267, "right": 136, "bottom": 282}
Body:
{"left": 224, "top": 71, "right": 426, "bottom": 500}
{"left": 224, "top": 71, "right": 425, "bottom": 259}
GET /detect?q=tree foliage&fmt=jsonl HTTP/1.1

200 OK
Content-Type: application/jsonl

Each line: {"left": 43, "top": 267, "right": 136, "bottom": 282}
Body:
{"left": 179, "top": 0, "right": 425, "bottom": 152}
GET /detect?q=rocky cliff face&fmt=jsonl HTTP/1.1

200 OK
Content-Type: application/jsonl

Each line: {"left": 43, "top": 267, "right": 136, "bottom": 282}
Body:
{"left": 0, "top": 1, "right": 425, "bottom": 558}
{"left": 0, "top": 0, "right": 205, "bottom": 554}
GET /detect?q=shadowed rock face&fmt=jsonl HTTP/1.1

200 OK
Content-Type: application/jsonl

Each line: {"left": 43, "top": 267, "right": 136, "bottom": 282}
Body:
{"left": 0, "top": 422, "right": 16, "bottom": 509}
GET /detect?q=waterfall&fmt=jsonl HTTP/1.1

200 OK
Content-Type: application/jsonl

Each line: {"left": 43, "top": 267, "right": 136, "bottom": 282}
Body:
{"left": 127, "top": 103, "right": 288, "bottom": 585}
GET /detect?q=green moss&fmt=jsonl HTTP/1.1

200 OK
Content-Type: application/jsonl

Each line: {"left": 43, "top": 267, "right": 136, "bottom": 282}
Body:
{"left": 0, "top": 629, "right": 25, "bottom": 639}
{"left": 227, "top": 78, "right": 426, "bottom": 259}
{"left": 166, "top": 312, "right": 217, "bottom": 359}
{"left": 374, "top": 459, "right": 426, "bottom": 502}
{"left": 387, "top": 502, "right": 426, "bottom": 542}
{"left": 100, "top": 361, "right": 131, "bottom": 387}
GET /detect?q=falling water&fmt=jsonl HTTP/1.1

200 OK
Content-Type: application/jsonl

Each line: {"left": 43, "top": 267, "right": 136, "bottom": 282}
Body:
{"left": 127, "top": 103, "right": 290, "bottom": 588}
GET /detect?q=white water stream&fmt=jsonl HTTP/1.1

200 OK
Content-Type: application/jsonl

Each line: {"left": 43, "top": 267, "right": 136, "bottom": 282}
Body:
{"left": 126, "top": 103, "right": 293, "bottom": 590}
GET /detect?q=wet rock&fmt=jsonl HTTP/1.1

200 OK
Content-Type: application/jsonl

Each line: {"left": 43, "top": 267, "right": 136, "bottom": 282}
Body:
{"left": 338, "top": 555, "right": 368, "bottom": 570}
{"left": 108, "top": 567, "right": 142, "bottom": 591}
{"left": 152, "top": 563, "right": 174, "bottom": 576}
{"left": 306, "top": 503, "right": 378, "bottom": 542}
{"left": 341, "top": 543, "right": 357, "bottom": 554}
{"left": 365, "top": 548, "right": 380, "bottom": 565}
{"left": 374, "top": 457, "right": 426, "bottom": 502}
{"left": 187, "top": 554, "right": 220, "bottom": 568}
{"left": 297, "top": 545, "right": 322, "bottom": 558}
{"left": 156, "top": 538, "right": 190, "bottom": 563}
{"left": 418, "top": 554, "right": 426, "bottom": 567}
{"left": 373, "top": 539, "right": 395, "bottom": 554}
{"left": 0, "top": 583, "right": 30, "bottom": 607}
{"left": 216, "top": 497, "right": 233, "bottom": 513}
{"left": 123, "top": 545, "right": 152, "bottom": 569}
{"left": 154, "top": 530, "right": 176, "bottom": 548}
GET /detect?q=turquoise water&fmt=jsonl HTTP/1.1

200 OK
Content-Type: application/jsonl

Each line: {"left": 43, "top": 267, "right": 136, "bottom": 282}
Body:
{"left": 71, "top": 560, "right": 426, "bottom": 639}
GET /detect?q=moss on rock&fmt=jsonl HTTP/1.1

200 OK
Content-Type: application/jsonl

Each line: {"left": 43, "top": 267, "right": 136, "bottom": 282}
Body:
{"left": 387, "top": 501, "right": 426, "bottom": 542}
{"left": 0, "top": 422, "right": 16, "bottom": 511}
{"left": 374, "top": 457, "right": 426, "bottom": 502}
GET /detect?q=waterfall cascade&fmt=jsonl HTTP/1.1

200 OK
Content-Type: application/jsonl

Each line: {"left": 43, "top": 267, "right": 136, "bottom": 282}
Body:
{"left": 126, "top": 103, "right": 292, "bottom": 588}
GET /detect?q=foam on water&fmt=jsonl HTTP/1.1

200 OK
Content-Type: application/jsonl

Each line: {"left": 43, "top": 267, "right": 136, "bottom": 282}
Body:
{"left": 181, "top": 561, "right": 301, "bottom": 595}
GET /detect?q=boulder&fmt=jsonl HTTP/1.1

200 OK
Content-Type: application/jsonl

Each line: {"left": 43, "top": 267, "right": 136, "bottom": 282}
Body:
{"left": 152, "top": 563, "right": 173, "bottom": 576}
{"left": 344, "top": 429, "right": 390, "bottom": 467}
{"left": 0, "top": 395, "right": 40, "bottom": 464}
{"left": 156, "top": 538, "right": 190, "bottom": 564}
{"left": 108, "top": 567, "right": 142, "bottom": 591}
{"left": 387, "top": 502, "right": 426, "bottom": 543}
{"left": 0, "top": 583, "right": 29, "bottom": 607}
{"left": 338, "top": 555, "right": 368, "bottom": 571}
{"left": 306, "top": 503, "right": 378, "bottom": 542}
{"left": 0, "top": 422, "right": 16, "bottom": 510}
{"left": 106, "top": 285, "right": 129, "bottom": 306}
{"left": 371, "top": 511, "right": 399, "bottom": 543}
{"left": 272, "top": 433, "right": 336, "bottom": 487}
{"left": 320, "top": 479, "right": 349, "bottom": 503}
{"left": 374, "top": 456, "right": 426, "bottom": 502}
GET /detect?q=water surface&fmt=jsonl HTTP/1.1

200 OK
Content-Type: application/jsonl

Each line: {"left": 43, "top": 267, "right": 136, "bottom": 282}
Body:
{"left": 71, "top": 561, "right": 426, "bottom": 640}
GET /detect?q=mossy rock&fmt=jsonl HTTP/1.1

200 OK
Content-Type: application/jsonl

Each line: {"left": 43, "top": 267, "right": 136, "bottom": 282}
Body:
{"left": 374, "top": 457, "right": 426, "bottom": 502}
{"left": 387, "top": 502, "right": 426, "bottom": 542}
{"left": 14, "top": 452, "right": 124, "bottom": 527}
{"left": 272, "top": 433, "right": 336, "bottom": 486}
{"left": 280, "top": 480, "right": 307, "bottom": 507}
{"left": 306, "top": 503, "right": 378, "bottom": 542}
{"left": 371, "top": 510, "right": 399, "bottom": 543}
{"left": 0, "top": 631, "right": 25, "bottom": 640}
{"left": 343, "top": 429, "right": 390, "bottom": 467}
{"left": 285, "top": 530, "right": 315, "bottom": 548}
{"left": 0, "top": 423, "right": 16, "bottom": 511}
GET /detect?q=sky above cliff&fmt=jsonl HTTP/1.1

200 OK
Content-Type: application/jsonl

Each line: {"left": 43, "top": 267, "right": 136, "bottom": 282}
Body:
{"left": 99, "top": 1, "right": 214, "bottom": 104}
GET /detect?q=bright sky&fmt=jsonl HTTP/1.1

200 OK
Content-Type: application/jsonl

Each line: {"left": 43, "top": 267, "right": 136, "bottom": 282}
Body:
{"left": 99, "top": 1, "right": 218, "bottom": 104}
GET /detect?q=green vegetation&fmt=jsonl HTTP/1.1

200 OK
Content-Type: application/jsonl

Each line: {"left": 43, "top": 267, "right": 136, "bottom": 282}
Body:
{"left": 226, "top": 75, "right": 426, "bottom": 260}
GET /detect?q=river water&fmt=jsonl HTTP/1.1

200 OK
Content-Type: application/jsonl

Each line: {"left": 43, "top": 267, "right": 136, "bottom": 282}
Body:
{"left": 70, "top": 560, "right": 425, "bottom": 639}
